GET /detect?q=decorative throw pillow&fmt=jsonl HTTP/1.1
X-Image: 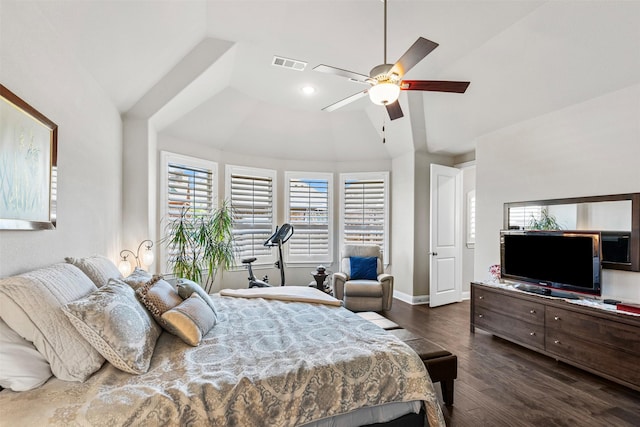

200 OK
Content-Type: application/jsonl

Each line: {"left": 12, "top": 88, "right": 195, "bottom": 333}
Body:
{"left": 161, "top": 294, "right": 217, "bottom": 346}
{"left": 0, "top": 318, "right": 52, "bottom": 391}
{"left": 0, "top": 263, "right": 104, "bottom": 382}
{"left": 350, "top": 256, "right": 379, "bottom": 280}
{"left": 62, "top": 279, "right": 161, "bottom": 375}
{"left": 123, "top": 267, "right": 153, "bottom": 291}
{"left": 176, "top": 278, "right": 218, "bottom": 317}
{"left": 135, "top": 276, "right": 183, "bottom": 326}
{"left": 65, "top": 255, "right": 123, "bottom": 288}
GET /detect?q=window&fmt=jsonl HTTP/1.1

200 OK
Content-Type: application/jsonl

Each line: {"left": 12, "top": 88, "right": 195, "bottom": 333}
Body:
{"left": 508, "top": 205, "right": 544, "bottom": 230}
{"left": 467, "top": 190, "right": 476, "bottom": 248}
{"left": 339, "top": 172, "right": 389, "bottom": 264}
{"left": 160, "top": 152, "right": 217, "bottom": 269}
{"left": 226, "top": 165, "right": 277, "bottom": 264}
{"left": 284, "top": 172, "right": 333, "bottom": 264}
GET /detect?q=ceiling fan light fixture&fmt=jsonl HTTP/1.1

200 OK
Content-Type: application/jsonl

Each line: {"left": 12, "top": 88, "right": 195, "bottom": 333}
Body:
{"left": 369, "top": 82, "right": 400, "bottom": 105}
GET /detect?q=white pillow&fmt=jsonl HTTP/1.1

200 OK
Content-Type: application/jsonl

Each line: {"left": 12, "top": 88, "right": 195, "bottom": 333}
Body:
{"left": 161, "top": 294, "right": 217, "bottom": 346}
{"left": 0, "top": 263, "right": 105, "bottom": 382}
{"left": 0, "top": 318, "right": 52, "bottom": 391}
{"left": 176, "top": 278, "right": 218, "bottom": 317}
{"left": 65, "top": 255, "right": 123, "bottom": 288}
{"left": 63, "top": 279, "right": 161, "bottom": 375}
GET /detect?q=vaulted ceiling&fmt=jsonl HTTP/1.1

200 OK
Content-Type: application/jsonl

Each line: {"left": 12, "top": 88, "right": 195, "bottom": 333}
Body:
{"left": 30, "top": 1, "right": 640, "bottom": 161}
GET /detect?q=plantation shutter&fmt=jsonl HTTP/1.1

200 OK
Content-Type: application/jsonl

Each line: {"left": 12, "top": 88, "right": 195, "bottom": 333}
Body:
{"left": 167, "top": 163, "right": 214, "bottom": 219}
{"left": 508, "top": 206, "right": 543, "bottom": 230}
{"left": 160, "top": 152, "right": 217, "bottom": 273}
{"left": 342, "top": 176, "right": 387, "bottom": 254}
{"left": 286, "top": 177, "right": 331, "bottom": 263}
{"left": 467, "top": 190, "right": 476, "bottom": 247}
{"left": 230, "top": 172, "right": 274, "bottom": 260}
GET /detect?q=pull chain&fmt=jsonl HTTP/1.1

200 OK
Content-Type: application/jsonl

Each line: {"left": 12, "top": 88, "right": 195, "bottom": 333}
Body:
{"left": 382, "top": 119, "right": 386, "bottom": 144}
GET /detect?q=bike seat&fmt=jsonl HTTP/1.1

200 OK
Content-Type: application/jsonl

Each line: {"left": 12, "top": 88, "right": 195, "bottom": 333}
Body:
{"left": 242, "top": 257, "right": 257, "bottom": 264}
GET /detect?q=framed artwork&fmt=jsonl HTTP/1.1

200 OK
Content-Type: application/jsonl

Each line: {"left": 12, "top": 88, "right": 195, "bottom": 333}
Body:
{"left": 0, "top": 84, "right": 58, "bottom": 230}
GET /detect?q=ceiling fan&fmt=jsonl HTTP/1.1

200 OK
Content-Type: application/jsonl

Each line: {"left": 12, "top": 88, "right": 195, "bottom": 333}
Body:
{"left": 314, "top": 0, "right": 470, "bottom": 120}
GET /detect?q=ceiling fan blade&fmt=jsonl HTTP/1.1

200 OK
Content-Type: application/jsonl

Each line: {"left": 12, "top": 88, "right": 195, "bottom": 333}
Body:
{"left": 313, "top": 64, "right": 370, "bottom": 83}
{"left": 390, "top": 37, "right": 439, "bottom": 77}
{"left": 400, "top": 80, "right": 470, "bottom": 93}
{"left": 322, "top": 90, "right": 369, "bottom": 112}
{"left": 385, "top": 100, "right": 403, "bottom": 120}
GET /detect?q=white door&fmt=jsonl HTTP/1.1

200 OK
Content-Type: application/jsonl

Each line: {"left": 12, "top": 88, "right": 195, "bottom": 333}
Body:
{"left": 429, "top": 164, "right": 462, "bottom": 307}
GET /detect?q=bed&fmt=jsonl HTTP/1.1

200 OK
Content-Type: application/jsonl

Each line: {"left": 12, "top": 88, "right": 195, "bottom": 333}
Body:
{"left": 0, "top": 259, "right": 445, "bottom": 427}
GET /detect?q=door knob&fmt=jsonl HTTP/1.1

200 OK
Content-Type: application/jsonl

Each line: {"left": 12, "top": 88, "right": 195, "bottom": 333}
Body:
{"left": 428, "top": 252, "right": 438, "bottom": 256}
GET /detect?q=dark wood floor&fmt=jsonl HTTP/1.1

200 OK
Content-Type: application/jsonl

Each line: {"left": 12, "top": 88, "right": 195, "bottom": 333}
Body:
{"left": 383, "top": 299, "right": 640, "bottom": 427}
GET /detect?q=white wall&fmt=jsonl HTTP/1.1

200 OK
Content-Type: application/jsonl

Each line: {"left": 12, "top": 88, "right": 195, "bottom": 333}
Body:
{"left": 460, "top": 164, "right": 476, "bottom": 295}
{"left": 475, "top": 84, "right": 640, "bottom": 302}
{"left": 0, "top": 1, "right": 122, "bottom": 277}
{"left": 391, "top": 152, "right": 415, "bottom": 297}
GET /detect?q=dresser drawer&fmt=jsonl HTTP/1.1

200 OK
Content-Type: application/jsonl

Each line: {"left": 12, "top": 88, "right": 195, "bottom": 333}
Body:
{"left": 546, "top": 329, "right": 640, "bottom": 387}
{"left": 474, "top": 308, "right": 545, "bottom": 350}
{"left": 474, "top": 287, "right": 545, "bottom": 324}
{"left": 545, "top": 307, "right": 640, "bottom": 354}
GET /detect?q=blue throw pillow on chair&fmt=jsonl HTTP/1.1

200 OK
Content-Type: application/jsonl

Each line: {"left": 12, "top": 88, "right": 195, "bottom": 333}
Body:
{"left": 350, "top": 256, "right": 378, "bottom": 280}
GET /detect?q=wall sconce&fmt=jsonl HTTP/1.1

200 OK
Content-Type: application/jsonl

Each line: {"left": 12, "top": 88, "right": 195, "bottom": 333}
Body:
{"left": 118, "top": 240, "right": 154, "bottom": 276}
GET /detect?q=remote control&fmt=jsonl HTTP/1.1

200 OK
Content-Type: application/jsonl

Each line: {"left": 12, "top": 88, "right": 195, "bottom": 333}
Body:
{"left": 603, "top": 299, "right": 621, "bottom": 305}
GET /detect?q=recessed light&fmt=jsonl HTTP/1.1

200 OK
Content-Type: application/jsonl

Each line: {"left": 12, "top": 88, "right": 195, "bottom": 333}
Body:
{"left": 301, "top": 86, "right": 315, "bottom": 95}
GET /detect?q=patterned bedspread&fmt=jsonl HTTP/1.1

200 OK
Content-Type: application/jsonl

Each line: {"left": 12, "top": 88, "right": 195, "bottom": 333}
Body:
{"left": 0, "top": 295, "right": 445, "bottom": 426}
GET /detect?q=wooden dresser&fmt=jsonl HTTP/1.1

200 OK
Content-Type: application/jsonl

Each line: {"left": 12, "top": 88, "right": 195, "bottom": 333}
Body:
{"left": 471, "top": 282, "right": 640, "bottom": 391}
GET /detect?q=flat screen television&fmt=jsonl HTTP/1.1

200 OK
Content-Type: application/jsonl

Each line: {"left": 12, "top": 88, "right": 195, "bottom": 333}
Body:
{"left": 500, "top": 230, "right": 602, "bottom": 297}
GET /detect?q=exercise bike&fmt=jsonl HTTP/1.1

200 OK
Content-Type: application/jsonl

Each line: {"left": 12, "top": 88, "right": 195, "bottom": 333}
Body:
{"left": 243, "top": 223, "right": 294, "bottom": 288}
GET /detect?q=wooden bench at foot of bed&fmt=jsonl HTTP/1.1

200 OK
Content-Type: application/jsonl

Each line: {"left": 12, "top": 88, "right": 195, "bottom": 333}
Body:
{"left": 355, "top": 311, "right": 457, "bottom": 406}
{"left": 388, "top": 328, "right": 457, "bottom": 406}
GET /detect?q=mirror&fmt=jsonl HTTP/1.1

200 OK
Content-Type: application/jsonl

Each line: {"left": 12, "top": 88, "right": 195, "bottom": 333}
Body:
{"left": 504, "top": 193, "right": 640, "bottom": 271}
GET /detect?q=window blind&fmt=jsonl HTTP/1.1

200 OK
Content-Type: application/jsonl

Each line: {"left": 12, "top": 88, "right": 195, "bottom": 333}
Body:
{"left": 167, "top": 162, "right": 214, "bottom": 219}
{"left": 508, "top": 206, "right": 543, "bottom": 230}
{"left": 230, "top": 173, "right": 274, "bottom": 260}
{"left": 342, "top": 177, "right": 386, "bottom": 249}
{"left": 160, "top": 153, "right": 217, "bottom": 272}
{"left": 287, "top": 178, "right": 330, "bottom": 262}
{"left": 467, "top": 190, "right": 476, "bottom": 246}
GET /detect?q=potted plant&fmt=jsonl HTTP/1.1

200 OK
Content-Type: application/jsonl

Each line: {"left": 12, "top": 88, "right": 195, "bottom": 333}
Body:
{"left": 528, "top": 207, "right": 562, "bottom": 230}
{"left": 163, "top": 199, "right": 235, "bottom": 292}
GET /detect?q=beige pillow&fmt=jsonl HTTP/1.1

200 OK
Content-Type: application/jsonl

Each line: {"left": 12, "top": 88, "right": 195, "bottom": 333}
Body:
{"left": 0, "top": 263, "right": 104, "bottom": 382}
{"left": 123, "top": 267, "right": 153, "bottom": 290}
{"left": 135, "top": 276, "right": 183, "bottom": 326}
{"left": 176, "top": 278, "right": 218, "bottom": 317}
{"left": 63, "top": 279, "right": 161, "bottom": 375}
{"left": 65, "top": 255, "right": 123, "bottom": 288}
{"left": 161, "top": 294, "right": 216, "bottom": 346}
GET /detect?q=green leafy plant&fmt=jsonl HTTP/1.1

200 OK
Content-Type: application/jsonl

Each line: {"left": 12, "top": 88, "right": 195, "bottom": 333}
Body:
{"left": 528, "top": 207, "right": 562, "bottom": 230}
{"left": 163, "top": 199, "right": 235, "bottom": 292}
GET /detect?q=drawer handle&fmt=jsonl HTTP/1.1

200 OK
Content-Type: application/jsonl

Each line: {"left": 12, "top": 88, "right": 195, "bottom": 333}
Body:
{"left": 554, "top": 340, "right": 561, "bottom": 345}
{"left": 479, "top": 296, "right": 484, "bottom": 300}
{"left": 530, "top": 309, "right": 536, "bottom": 314}
{"left": 478, "top": 314, "right": 484, "bottom": 318}
{"left": 529, "top": 332, "right": 536, "bottom": 336}
{"left": 554, "top": 316, "right": 561, "bottom": 321}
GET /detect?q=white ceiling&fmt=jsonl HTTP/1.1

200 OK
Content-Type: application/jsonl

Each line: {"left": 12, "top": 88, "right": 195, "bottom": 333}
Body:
{"left": 32, "top": 1, "right": 640, "bottom": 161}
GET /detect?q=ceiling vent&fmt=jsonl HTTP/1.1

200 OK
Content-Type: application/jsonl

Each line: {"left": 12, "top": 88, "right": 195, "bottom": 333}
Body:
{"left": 272, "top": 56, "right": 307, "bottom": 71}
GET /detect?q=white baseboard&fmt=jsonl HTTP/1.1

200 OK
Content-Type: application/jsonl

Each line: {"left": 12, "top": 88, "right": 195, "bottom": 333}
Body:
{"left": 393, "top": 290, "right": 430, "bottom": 305}
{"left": 394, "top": 290, "right": 471, "bottom": 305}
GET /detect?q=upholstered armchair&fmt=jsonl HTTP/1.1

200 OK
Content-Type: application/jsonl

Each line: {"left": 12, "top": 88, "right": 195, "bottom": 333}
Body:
{"left": 333, "top": 245, "right": 393, "bottom": 312}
